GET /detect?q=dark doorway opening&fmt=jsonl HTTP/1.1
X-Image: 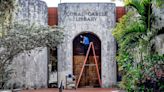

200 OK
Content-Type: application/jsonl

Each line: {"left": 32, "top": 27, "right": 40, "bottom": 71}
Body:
{"left": 48, "top": 48, "right": 58, "bottom": 88}
{"left": 73, "top": 32, "right": 101, "bottom": 88}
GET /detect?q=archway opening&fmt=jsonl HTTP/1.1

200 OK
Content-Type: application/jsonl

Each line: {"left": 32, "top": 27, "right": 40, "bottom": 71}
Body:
{"left": 73, "top": 32, "right": 101, "bottom": 88}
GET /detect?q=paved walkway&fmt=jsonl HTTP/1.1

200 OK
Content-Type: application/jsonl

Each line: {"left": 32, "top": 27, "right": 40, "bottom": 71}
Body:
{"left": 21, "top": 88, "right": 122, "bottom": 92}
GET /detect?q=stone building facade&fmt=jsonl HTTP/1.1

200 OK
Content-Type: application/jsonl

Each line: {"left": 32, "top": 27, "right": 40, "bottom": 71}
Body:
{"left": 58, "top": 3, "right": 117, "bottom": 88}
{"left": 9, "top": 1, "right": 118, "bottom": 88}
{"left": 8, "top": 0, "right": 164, "bottom": 89}
{"left": 8, "top": 0, "right": 164, "bottom": 88}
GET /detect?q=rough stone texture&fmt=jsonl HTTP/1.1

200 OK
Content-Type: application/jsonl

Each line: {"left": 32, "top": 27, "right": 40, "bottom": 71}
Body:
{"left": 153, "top": 5, "right": 164, "bottom": 29}
{"left": 14, "top": 0, "right": 48, "bottom": 26}
{"left": 153, "top": 5, "right": 164, "bottom": 54}
{"left": 9, "top": 48, "right": 48, "bottom": 88}
{"left": 58, "top": 3, "right": 116, "bottom": 88}
{"left": 8, "top": 0, "right": 48, "bottom": 88}
{"left": 155, "top": 34, "right": 164, "bottom": 55}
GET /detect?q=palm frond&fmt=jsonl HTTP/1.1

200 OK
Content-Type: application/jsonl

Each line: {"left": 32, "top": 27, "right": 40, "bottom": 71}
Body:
{"left": 124, "top": 0, "right": 146, "bottom": 15}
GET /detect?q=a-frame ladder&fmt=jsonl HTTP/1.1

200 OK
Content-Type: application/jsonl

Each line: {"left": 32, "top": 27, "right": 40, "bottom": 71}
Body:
{"left": 76, "top": 42, "right": 102, "bottom": 88}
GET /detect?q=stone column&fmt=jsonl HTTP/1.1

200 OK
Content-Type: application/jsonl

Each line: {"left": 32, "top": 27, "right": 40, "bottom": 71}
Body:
{"left": 8, "top": 0, "right": 49, "bottom": 89}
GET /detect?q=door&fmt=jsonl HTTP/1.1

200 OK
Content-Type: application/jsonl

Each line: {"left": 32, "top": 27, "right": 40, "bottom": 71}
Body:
{"left": 73, "top": 32, "right": 101, "bottom": 87}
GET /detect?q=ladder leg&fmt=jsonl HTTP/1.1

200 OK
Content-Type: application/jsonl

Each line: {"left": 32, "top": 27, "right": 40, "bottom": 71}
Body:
{"left": 76, "top": 42, "right": 92, "bottom": 88}
{"left": 91, "top": 43, "right": 102, "bottom": 87}
{"left": 76, "top": 42, "right": 102, "bottom": 88}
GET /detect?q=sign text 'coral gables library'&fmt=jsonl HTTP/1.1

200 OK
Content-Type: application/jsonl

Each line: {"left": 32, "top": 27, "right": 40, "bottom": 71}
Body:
{"left": 64, "top": 11, "right": 109, "bottom": 21}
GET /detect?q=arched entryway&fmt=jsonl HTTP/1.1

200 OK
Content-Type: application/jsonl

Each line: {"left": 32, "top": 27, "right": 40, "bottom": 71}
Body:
{"left": 73, "top": 32, "right": 101, "bottom": 88}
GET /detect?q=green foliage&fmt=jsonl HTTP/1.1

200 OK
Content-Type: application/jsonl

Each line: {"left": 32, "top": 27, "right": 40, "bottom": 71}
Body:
{"left": 143, "top": 55, "right": 164, "bottom": 81}
{"left": 113, "top": 12, "right": 146, "bottom": 52}
{"left": 124, "top": 0, "right": 163, "bottom": 32}
{"left": 124, "top": 0, "right": 146, "bottom": 16}
{"left": 137, "top": 55, "right": 164, "bottom": 91}
{"left": 0, "top": 0, "right": 16, "bottom": 89}
{"left": 0, "top": 0, "right": 15, "bottom": 9}
{"left": 113, "top": 0, "right": 164, "bottom": 91}
{"left": 0, "top": 0, "right": 16, "bottom": 38}
{"left": 2, "top": 23, "right": 63, "bottom": 50}
{"left": 119, "top": 66, "right": 141, "bottom": 91}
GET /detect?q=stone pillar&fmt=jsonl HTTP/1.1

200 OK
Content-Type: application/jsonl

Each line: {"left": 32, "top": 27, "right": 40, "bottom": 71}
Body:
{"left": 14, "top": 0, "right": 48, "bottom": 26}
{"left": 8, "top": 0, "right": 49, "bottom": 89}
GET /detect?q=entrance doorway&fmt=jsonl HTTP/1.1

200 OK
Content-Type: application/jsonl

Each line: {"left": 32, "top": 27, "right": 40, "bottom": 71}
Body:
{"left": 73, "top": 32, "right": 101, "bottom": 88}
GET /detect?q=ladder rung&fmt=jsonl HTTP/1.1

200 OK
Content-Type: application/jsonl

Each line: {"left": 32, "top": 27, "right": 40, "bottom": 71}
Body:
{"left": 85, "top": 64, "right": 96, "bottom": 66}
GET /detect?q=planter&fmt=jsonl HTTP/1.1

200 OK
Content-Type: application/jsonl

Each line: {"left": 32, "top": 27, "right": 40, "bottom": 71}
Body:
{"left": 0, "top": 90, "right": 12, "bottom": 92}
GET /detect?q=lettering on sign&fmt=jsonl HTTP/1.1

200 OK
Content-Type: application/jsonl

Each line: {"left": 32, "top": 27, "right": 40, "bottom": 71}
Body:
{"left": 64, "top": 11, "right": 108, "bottom": 16}
{"left": 64, "top": 11, "right": 109, "bottom": 21}
{"left": 72, "top": 16, "right": 97, "bottom": 21}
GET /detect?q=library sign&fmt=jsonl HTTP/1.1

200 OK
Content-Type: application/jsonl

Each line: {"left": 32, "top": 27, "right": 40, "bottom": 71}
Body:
{"left": 64, "top": 11, "right": 108, "bottom": 21}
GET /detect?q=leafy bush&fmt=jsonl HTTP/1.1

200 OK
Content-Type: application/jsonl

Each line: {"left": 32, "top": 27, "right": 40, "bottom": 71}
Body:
{"left": 113, "top": 0, "right": 164, "bottom": 91}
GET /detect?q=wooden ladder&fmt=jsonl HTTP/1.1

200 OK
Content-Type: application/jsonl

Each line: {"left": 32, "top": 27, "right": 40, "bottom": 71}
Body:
{"left": 76, "top": 42, "right": 102, "bottom": 88}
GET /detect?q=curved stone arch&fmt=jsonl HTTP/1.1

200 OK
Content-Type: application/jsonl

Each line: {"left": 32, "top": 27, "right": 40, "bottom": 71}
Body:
{"left": 71, "top": 30, "right": 102, "bottom": 65}
{"left": 72, "top": 31, "right": 102, "bottom": 87}
{"left": 70, "top": 30, "right": 103, "bottom": 62}
{"left": 70, "top": 31, "right": 103, "bottom": 44}
{"left": 72, "top": 31, "right": 101, "bottom": 57}
{"left": 72, "top": 31, "right": 101, "bottom": 41}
